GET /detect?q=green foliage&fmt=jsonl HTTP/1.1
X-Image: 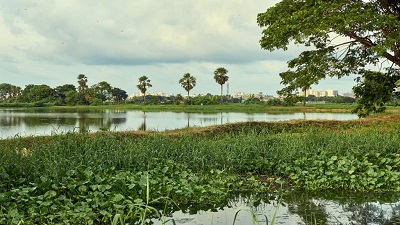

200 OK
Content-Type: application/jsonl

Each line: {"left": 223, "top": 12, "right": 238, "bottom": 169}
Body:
{"left": 352, "top": 70, "right": 400, "bottom": 117}
{"left": 0, "top": 164, "right": 239, "bottom": 224}
{"left": 111, "top": 88, "right": 128, "bottom": 103}
{"left": 2, "top": 119, "right": 400, "bottom": 223}
{"left": 90, "top": 81, "right": 112, "bottom": 103}
{"left": 258, "top": 0, "right": 400, "bottom": 115}
{"left": 77, "top": 74, "right": 89, "bottom": 105}
{"left": 179, "top": 73, "right": 196, "bottom": 97}
{"left": 0, "top": 75, "right": 128, "bottom": 106}
{"left": 214, "top": 67, "right": 229, "bottom": 104}
{"left": 306, "top": 95, "right": 356, "bottom": 104}
{"left": 0, "top": 83, "right": 21, "bottom": 102}
{"left": 266, "top": 98, "right": 283, "bottom": 106}
{"left": 243, "top": 96, "right": 262, "bottom": 105}
{"left": 54, "top": 84, "right": 77, "bottom": 106}
{"left": 185, "top": 94, "right": 220, "bottom": 105}
{"left": 285, "top": 153, "right": 400, "bottom": 191}
{"left": 137, "top": 76, "right": 152, "bottom": 103}
{"left": 89, "top": 98, "right": 103, "bottom": 106}
{"left": 64, "top": 90, "right": 79, "bottom": 106}
{"left": 19, "top": 84, "right": 56, "bottom": 103}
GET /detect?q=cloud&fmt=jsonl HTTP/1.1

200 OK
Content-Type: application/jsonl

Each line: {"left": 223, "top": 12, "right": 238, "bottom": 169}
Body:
{"left": 0, "top": 0, "right": 356, "bottom": 96}
{"left": 1, "top": 1, "right": 280, "bottom": 65}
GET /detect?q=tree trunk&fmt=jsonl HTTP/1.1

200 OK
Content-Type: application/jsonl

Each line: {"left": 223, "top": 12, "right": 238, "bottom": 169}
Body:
{"left": 220, "top": 85, "right": 223, "bottom": 104}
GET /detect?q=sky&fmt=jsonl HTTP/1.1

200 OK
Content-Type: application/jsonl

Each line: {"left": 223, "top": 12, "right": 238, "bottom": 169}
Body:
{"left": 0, "top": 0, "right": 356, "bottom": 96}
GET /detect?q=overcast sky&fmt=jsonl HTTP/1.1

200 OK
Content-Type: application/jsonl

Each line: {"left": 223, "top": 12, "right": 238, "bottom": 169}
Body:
{"left": 0, "top": 0, "right": 356, "bottom": 96}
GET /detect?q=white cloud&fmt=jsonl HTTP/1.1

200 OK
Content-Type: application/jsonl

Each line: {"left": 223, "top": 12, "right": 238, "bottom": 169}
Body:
{"left": 0, "top": 0, "right": 355, "bottom": 96}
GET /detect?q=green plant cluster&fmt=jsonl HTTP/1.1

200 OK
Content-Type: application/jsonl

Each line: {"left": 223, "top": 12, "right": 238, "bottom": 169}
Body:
{"left": 1, "top": 118, "right": 400, "bottom": 224}
{"left": 284, "top": 153, "right": 400, "bottom": 191}
{"left": 1, "top": 163, "right": 251, "bottom": 224}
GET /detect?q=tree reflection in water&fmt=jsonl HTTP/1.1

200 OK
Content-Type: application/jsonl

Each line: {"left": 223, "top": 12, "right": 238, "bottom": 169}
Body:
{"left": 138, "top": 112, "right": 146, "bottom": 131}
{"left": 0, "top": 109, "right": 361, "bottom": 139}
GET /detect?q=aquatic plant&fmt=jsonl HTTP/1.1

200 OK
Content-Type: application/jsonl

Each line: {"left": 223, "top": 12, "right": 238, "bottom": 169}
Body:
{"left": 1, "top": 116, "right": 400, "bottom": 223}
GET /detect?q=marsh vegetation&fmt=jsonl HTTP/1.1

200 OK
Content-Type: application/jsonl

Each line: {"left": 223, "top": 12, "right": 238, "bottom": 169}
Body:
{"left": 1, "top": 114, "right": 400, "bottom": 224}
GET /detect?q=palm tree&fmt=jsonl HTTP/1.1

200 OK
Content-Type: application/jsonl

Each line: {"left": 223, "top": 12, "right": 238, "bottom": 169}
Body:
{"left": 77, "top": 74, "right": 88, "bottom": 104}
{"left": 77, "top": 74, "right": 88, "bottom": 94}
{"left": 137, "top": 76, "right": 152, "bottom": 103}
{"left": 213, "top": 67, "right": 229, "bottom": 104}
{"left": 179, "top": 73, "right": 196, "bottom": 98}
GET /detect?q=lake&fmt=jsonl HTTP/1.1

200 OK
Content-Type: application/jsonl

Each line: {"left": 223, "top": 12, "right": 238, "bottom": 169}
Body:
{"left": 0, "top": 108, "right": 358, "bottom": 139}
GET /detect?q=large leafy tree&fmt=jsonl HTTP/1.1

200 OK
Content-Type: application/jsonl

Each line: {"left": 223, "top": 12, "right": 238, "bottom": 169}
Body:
{"left": 257, "top": 0, "right": 400, "bottom": 116}
{"left": 352, "top": 70, "right": 400, "bottom": 117}
{"left": 55, "top": 84, "right": 76, "bottom": 105}
{"left": 91, "top": 81, "right": 112, "bottom": 102}
{"left": 137, "top": 76, "right": 152, "bottom": 103}
{"left": 10, "top": 85, "right": 21, "bottom": 100}
{"left": 0, "top": 83, "right": 21, "bottom": 101}
{"left": 0, "top": 83, "right": 12, "bottom": 101}
{"left": 179, "top": 73, "right": 196, "bottom": 98}
{"left": 111, "top": 87, "right": 128, "bottom": 102}
{"left": 213, "top": 67, "right": 229, "bottom": 104}
{"left": 20, "top": 84, "right": 55, "bottom": 103}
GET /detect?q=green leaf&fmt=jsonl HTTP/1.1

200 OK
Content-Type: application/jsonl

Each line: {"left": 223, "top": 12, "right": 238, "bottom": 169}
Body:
{"left": 44, "top": 190, "right": 57, "bottom": 199}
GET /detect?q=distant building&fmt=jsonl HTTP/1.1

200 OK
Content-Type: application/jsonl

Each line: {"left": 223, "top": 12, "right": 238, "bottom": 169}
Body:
{"left": 127, "top": 92, "right": 170, "bottom": 99}
{"left": 305, "top": 89, "right": 338, "bottom": 97}
{"left": 342, "top": 92, "right": 356, "bottom": 98}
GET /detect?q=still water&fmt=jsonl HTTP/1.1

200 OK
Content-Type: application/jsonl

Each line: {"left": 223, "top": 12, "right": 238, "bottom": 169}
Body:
{"left": 0, "top": 108, "right": 358, "bottom": 139}
{"left": 153, "top": 191, "right": 400, "bottom": 225}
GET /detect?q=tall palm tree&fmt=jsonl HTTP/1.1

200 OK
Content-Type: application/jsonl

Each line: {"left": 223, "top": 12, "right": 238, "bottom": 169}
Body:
{"left": 179, "top": 73, "right": 196, "bottom": 98}
{"left": 213, "top": 67, "right": 229, "bottom": 104}
{"left": 77, "top": 74, "right": 88, "bottom": 104}
{"left": 77, "top": 74, "right": 88, "bottom": 94}
{"left": 137, "top": 76, "right": 152, "bottom": 103}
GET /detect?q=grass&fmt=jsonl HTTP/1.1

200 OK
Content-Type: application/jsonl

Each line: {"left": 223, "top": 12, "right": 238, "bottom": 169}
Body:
{"left": 2, "top": 115, "right": 400, "bottom": 182}
{"left": 1, "top": 114, "right": 400, "bottom": 224}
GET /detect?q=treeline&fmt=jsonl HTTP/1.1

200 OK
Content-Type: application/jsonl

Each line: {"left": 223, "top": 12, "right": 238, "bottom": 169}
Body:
{"left": 1, "top": 73, "right": 358, "bottom": 107}
{"left": 0, "top": 74, "right": 128, "bottom": 106}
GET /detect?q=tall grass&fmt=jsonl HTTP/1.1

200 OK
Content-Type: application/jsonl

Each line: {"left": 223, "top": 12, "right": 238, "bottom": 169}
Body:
{"left": 2, "top": 118, "right": 400, "bottom": 224}
{"left": 2, "top": 119, "right": 400, "bottom": 186}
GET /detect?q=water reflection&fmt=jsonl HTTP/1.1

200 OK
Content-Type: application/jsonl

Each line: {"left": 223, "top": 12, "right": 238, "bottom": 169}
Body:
{"left": 138, "top": 112, "right": 146, "bottom": 131}
{"left": 152, "top": 192, "right": 400, "bottom": 225}
{"left": 186, "top": 113, "right": 190, "bottom": 128}
{"left": 0, "top": 109, "right": 358, "bottom": 139}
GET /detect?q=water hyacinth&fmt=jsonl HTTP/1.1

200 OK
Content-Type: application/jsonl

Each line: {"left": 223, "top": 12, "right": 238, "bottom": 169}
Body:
{"left": 1, "top": 115, "right": 400, "bottom": 224}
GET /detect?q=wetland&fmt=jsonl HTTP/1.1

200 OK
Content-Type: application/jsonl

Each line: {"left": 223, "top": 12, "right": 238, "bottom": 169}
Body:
{"left": 1, "top": 106, "right": 399, "bottom": 224}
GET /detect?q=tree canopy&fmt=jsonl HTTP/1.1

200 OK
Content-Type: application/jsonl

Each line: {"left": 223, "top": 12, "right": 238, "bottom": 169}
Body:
{"left": 137, "top": 76, "right": 152, "bottom": 103}
{"left": 179, "top": 73, "right": 196, "bottom": 97}
{"left": 257, "top": 0, "right": 400, "bottom": 116}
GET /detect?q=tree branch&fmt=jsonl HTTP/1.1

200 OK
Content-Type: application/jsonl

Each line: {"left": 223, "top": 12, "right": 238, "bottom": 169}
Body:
{"left": 332, "top": 40, "right": 358, "bottom": 48}
{"left": 344, "top": 31, "right": 400, "bottom": 66}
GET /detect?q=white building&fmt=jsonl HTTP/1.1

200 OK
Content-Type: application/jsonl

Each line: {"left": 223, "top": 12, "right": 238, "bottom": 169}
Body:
{"left": 305, "top": 89, "right": 338, "bottom": 97}
{"left": 127, "top": 92, "right": 170, "bottom": 99}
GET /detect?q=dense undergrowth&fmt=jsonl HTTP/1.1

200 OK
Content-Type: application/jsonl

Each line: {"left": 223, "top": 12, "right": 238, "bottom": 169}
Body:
{"left": 1, "top": 114, "right": 400, "bottom": 224}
